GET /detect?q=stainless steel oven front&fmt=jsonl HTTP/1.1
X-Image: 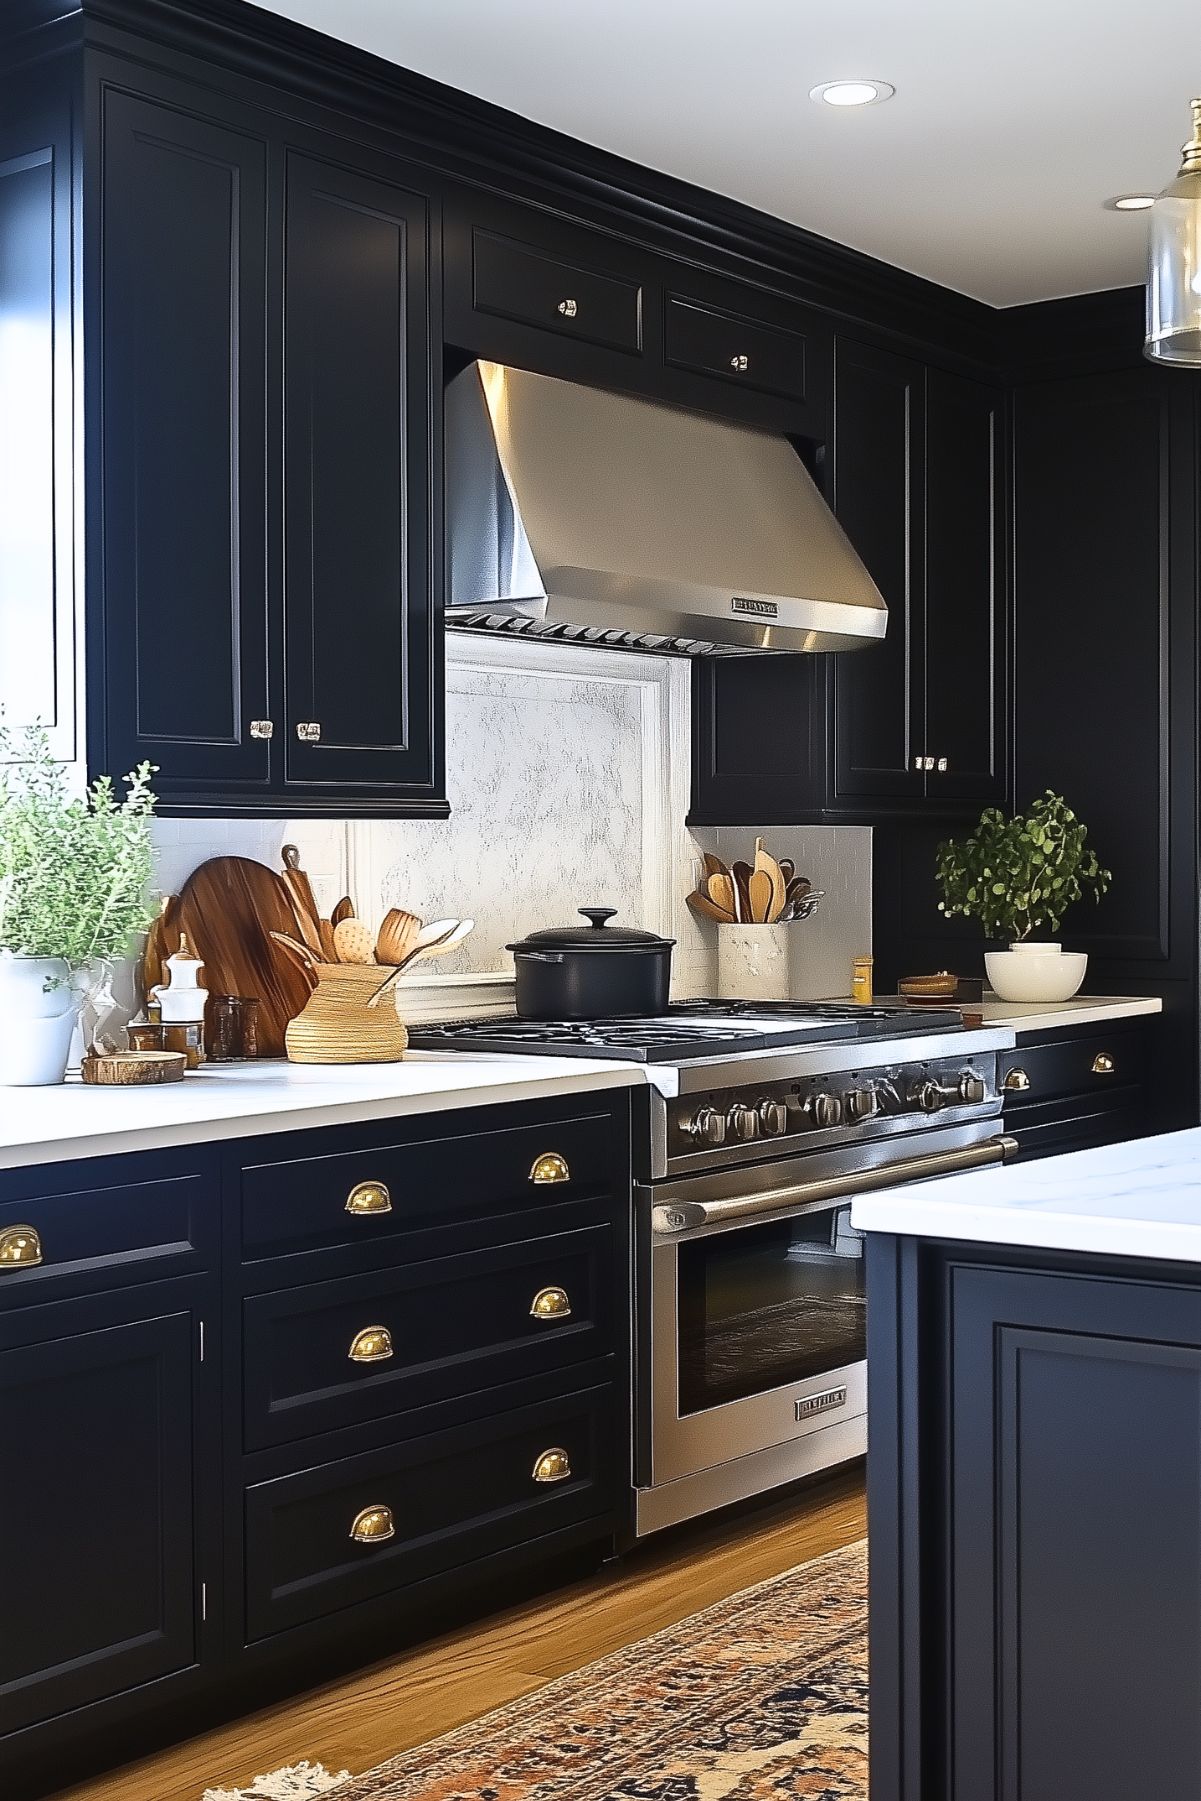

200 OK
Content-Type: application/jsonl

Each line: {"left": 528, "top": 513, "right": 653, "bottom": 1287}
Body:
{"left": 633, "top": 1117, "right": 1016, "bottom": 1535}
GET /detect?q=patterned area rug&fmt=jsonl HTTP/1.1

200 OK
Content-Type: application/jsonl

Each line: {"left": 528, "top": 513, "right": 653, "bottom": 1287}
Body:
{"left": 213, "top": 1538, "right": 867, "bottom": 1801}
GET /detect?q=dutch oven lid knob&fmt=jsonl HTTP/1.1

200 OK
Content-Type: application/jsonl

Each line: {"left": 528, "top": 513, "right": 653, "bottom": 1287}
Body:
{"left": 578, "top": 907, "right": 617, "bottom": 930}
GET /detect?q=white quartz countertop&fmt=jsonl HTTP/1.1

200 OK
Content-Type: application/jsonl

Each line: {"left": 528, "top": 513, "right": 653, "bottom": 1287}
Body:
{"left": 973, "top": 994, "right": 1162, "bottom": 1033}
{"left": 853, "top": 1126, "right": 1201, "bottom": 1263}
{"left": 0, "top": 1054, "right": 653, "bottom": 1172}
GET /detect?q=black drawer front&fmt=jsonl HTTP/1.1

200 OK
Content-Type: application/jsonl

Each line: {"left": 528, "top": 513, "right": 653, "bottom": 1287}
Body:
{"left": 1001, "top": 1026, "right": 1148, "bottom": 1106}
{"left": 664, "top": 295, "right": 811, "bottom": 402}
{"left": 239, "top": 1108, "right": 616, "bottom": 1266}
{"left": 1005, "top": 1091, "right": 1148, "bottom": 1161}
{"left": 244, "top": 1384, "right": 617, "bottom": 1640}
{"left": 243, "top": 1223, "right": 614, "bottom": 1450}
{"left": 0, "top": 1159, "right": 215, "bottom": 1307}
{"left": 473, "top": 229, "right": 642, "bottom": 352}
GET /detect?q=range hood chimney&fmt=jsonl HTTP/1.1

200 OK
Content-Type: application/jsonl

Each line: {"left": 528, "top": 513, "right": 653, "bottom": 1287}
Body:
{"left": 445, "top": 360, "right": 887, "bottom": 655}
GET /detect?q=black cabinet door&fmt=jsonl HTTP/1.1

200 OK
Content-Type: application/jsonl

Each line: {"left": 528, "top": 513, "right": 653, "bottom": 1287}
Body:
{"left": 0, "top": 1291, "right": 202, "bottom": 1734}
{"left": 96, "top": 91, "right": 271, "bottom": 799}
{"left": 946, "top": 1260, "right": 1201, "bottom": 1801}
{"left": 281, "top": 150, "right": 439, "bottom": 800}
{"left": 830, "top": 339, "right": 925, "bottom": 804}
{"left": 923, "top": 368, "right": 1006, "bottom": 804}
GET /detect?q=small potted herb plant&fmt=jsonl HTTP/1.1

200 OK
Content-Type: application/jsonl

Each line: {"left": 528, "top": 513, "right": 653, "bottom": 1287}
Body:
{"left": 935, "top": 791, "right": 1111, "bottom": 1003}
{"left": 0, "top": 725, "right": 157, "bottom": 1083}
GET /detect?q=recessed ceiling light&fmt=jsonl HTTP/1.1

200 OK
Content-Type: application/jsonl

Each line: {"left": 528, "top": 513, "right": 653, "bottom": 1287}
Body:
{"left": 1106, "top": 193, "right": 1156, "bottom": 211}
{"left": 809, "top": 79, "right": 895, "bottom": 109}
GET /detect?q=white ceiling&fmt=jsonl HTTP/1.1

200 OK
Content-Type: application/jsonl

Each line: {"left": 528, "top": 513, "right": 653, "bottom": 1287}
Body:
{"left": 250, "top": 0, "right": 1199, "bottom": 307}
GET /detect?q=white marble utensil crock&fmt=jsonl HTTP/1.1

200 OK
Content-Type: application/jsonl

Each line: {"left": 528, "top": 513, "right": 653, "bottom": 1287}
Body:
{"left": 716, "top": 924, "right": 793, "bottom": 1002}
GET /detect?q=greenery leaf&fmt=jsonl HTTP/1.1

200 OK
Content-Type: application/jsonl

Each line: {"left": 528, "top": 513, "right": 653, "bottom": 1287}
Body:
{"left": 934, "top": 791, "right": 1111, "bottom": 942}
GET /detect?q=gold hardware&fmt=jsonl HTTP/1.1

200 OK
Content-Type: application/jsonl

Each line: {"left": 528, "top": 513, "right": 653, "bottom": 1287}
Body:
{"left": 0, "top": 1225, "right": 42, "bottom": 1269}
{"left": 249, "top": 719, "right": 274, "bottom": 739}
{"left": 529, "top": 1152, "right": 570, "bottom": 1185}
{"left": 1178, "top": 96, "right": 1201, "bottom": 177}
{"left": 348, "top": 1325, "right": 394, "bottom": 1363}
{"left": 1003, "top": 1067, "right": 1031, "bottom": 1092}
{"left": 729, "top": 353, "right": 750, "bottom": 372}
{"left": 913, "top": 755, "right": 923, "bottom": 771}
{"left": 296, "top": 721, "right": 321, "bottom": 742}
{"left": 1092, "top": 1052, "right": 1116, "bottom": 1075}
{"left": 922, "top": 755, "right": 936, "bottom": 771}
{"left": 529, "top": 1285, "right": 572, "bottom": 1322}
{"left": 345, "top": 1180, "right": 392, "bottom": 1215}
{"left": 936, "top": 756, "right": 948, "bottom": 772}
{"left": 557, "top": 298, "right": 579, "bottom": 318}
{"left": 349, "top": 1504, "right": 396, "bottom": 1545}
{"left": 532, "top": 1447, "right": 572, "bottom": 1484}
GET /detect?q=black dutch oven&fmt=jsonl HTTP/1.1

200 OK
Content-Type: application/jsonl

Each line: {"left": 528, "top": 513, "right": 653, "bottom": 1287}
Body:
{"left": 506, "top": 907, "right": 675, "bottom": 1019}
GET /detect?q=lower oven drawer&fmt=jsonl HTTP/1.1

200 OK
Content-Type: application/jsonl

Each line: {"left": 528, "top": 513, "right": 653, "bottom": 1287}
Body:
{"left": 243, "top": 1384, "right": 617, "bottom": 1641}
{"left": 242, "top": 1224, "right": 614, "bottom": 1449}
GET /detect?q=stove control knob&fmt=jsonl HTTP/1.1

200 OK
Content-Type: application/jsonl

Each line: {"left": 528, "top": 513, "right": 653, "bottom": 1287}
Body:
{"left": 727, "top": 1103, "right": 760, "bottom": 1142}
{"left": 912, "top": 1078, "right": 951, "bottom": 1114}
{"left": 846, "top": 1085, "right": 880, "bottom": 1123}
{"left": 687, "top": 1106, "right": 727, "bottom": 1148}
{"left": 803, "top": 1092, "right": 843, "bottom": 1129}
{"left": 756, "top": 1098, "right": 790, "bottom": 1137}
{"left": 958, "top": 1070, "right": 986, "bottom": 1105}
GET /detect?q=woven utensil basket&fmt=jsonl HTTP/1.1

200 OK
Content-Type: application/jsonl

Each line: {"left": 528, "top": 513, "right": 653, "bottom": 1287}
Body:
{"left": 284, "top": 964, "right": 408, "bottom": 1064}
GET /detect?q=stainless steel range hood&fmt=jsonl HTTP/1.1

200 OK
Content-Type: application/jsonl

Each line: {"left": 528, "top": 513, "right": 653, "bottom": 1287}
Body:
{"left": 445, "top": 360, "right": 886, "bottom": 655}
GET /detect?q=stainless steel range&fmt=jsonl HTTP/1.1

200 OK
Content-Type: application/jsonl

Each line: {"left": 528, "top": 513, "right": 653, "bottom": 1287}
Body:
{"left": 409, "top": 1002, "right": 1017, "bottom": 1535}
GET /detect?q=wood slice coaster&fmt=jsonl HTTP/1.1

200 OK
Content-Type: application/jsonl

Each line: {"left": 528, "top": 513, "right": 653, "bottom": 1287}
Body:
{"left": 81, "top": 1050, "right": 187, "bottom": 1085}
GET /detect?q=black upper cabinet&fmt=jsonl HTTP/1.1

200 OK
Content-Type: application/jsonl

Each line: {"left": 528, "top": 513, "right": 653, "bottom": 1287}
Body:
{"left": 830, "top": 340, "right": 925, "bottom": 805}
{"left": 282, "top": 152, "right": 436, "bottom": 799}
{"left": 97, "top": 92, "right": 272, "bottom": 801}
{"left": 90, "top": 81, "right": 444, "bottom": 816}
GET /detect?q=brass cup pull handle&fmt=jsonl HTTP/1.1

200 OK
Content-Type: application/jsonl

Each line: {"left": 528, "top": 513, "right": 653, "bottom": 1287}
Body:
{"left": 0, "top": 1225, "right": 43, "bottom": 1269}
{"left": 349, "top": 1504, "right": 396, "bottom": 1545}
{"left": 1003, "top": 1067, "right": 1031, "bottom": 1093}
{"left": 345, "top": 1180, "right": 392, "bottom": 1216}
{"left": 529, "top": 1153, "right": 570, "bottom": 1186}
{"left": 529, "top": 1285, "right": 572, "bottom": 1323}
{"left": 1092, "top": 1052, "right": 1116, "bottom": 1075}
{"left": 532, "top": 1447, "right": 572, "bottom": 1484}
{"left": 348, "top": 1325, "right": 394, "bottom": 1363}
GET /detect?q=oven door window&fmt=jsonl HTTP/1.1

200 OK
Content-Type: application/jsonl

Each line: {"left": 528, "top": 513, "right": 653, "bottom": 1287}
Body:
{"left": 676, "top": 1204, "right": 865, "bottom": 1414}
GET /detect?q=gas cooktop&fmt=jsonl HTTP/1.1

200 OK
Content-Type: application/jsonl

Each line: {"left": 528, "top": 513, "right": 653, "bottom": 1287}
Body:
{"left": 407, "top": 999, "right": 964, "bottom": 1064}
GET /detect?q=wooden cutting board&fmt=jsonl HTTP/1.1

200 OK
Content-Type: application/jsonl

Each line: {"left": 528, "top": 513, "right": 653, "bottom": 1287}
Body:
{"left": 161, "top": 857, "right": 315, "bottom": 1057}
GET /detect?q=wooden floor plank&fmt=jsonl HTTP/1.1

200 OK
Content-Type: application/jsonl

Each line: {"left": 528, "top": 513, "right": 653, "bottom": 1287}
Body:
{"left": 51, "top": 1468, "right": 866, "bottom": 1801}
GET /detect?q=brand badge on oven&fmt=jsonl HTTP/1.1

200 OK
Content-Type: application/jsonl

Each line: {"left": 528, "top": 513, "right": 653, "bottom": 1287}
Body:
{"left": 731, "top": 596, "right": 779, "bottom": 618}
{"left": 795, "top": 1385, "right": 848, "bottom": 1422}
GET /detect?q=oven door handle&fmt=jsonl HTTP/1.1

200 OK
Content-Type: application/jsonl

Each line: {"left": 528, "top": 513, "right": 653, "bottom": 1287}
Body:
{"left": 650, "top": 1135, "right": 1020, "bottom": 1234}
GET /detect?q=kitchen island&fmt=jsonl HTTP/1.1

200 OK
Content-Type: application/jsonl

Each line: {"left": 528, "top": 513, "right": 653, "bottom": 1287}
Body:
{"left": 854, "top": 1127, "right": 1201, "bottom": 1801}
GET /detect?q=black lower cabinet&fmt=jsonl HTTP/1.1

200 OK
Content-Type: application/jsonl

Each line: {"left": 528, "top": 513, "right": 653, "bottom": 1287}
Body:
{"left": 870, "top": 1233, "right": 1201, "bottom": 1801}
{"left": 0, "top": 1094, "right": 631, "bottom": 1798}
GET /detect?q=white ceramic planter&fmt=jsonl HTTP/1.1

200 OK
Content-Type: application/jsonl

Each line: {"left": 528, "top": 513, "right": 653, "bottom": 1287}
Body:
{"left": 717, "top": 924, "right": 793, "bottom": 1002}
{"left": 984, "top": 942, "right": 1088, "bottom": 1004}
{"left": 0, "top": 953, "right": 82, "bottom": 1085}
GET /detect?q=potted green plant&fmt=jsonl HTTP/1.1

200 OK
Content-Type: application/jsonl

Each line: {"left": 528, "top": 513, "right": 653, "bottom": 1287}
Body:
{"left": 0, "top": 724, "right": 157, "bottom": 1083}
{"left": 935, "top": 792, "right": 1111, "bottom": 1003}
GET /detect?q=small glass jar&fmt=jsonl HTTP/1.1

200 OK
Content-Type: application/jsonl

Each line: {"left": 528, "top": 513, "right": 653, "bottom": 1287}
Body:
{"left": 162, "top": 1020, "right": 205, "bottom": 1069}
{"left": 126, "top": 1021, "right": 166, "bottom": 1052}
{"left": 208, "top": 995, "right": 242, "bottom": 1062}
{"left": 237, "top": 997, "right": 261, "bottom": 1060}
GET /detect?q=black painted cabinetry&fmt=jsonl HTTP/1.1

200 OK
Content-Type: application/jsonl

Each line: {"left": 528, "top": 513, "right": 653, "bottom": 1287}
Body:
{"left": 870, "top": 1232, "right": 1201, "bottom": 1801}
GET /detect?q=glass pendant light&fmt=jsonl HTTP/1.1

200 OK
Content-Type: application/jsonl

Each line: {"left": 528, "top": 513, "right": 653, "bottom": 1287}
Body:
{"left": 1145, "top": 98, "right": 1201, "bottom": 365}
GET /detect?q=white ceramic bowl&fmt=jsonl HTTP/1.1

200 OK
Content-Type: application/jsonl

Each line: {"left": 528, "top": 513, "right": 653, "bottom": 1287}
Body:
{"left": 985, "top": 946, "right": 1088, "bottom": 1003}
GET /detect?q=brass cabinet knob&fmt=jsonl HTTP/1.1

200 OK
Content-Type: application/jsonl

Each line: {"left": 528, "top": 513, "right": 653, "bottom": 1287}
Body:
{"left": 529, "top": 1153, "right": 570, "bottom": 1186}
{"left": 1003, "top": 1067, "right": 1031, "bottom": 1092}
{"left": 296, "top": 721, "right": 322, "bottom": 742}
{"left": 348, "top": 1325, "right": 394, "bottom": 1363}
{"left": 249, "top": 719, "right": 274, "bottom": 739}
{"left": 557, "top": 297, "right": 579, "bottom": 318}
{"left": 936, "top": 756, "right": 949, "bottom": 772}
{"left": 529, "top": 1285, "right": 572, "bottom": 1323}
{"left": 345, "top": 1180, "right": 392, "bottom": 1215}
{"left": 532, "top": 1447, "right": 572, "bottom": 1484}
{"left": 349, "top": 1504, "right": 396, "bottom": 1545}
{"left": 0, "top": 1224, "right": 42, "bottom": 1269}
{"left": 729, "top": 353, "right": 750, "bottom": 372}
{"left": 1092, "top": 1052, "right": 1116, "bottom": 1075}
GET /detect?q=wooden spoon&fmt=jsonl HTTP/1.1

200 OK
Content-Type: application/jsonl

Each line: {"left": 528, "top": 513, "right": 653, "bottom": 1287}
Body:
{"left": 706, "top": 872, "right": 737, "bottom": 918}
{"left": 731, "top": 861, "right": 754, "bottom": 922}
{"left": 701, "top": 852, "right": 729, "bottom": 881}
{"left": 747, "top": 869, "right": 774, "bottom": 923}
{"left": 375, "top": 907, "right": 421, "bottom": 965}
{"left": 331, "top": 895, "right": 355, "bottom": 928}
{"left": 268, "top": 929, "right": 318, "bottom": 970}
{"left": 388, "top": 919, "right": 461, "bottom": 977}
{"left": 333, "top": 917, "right": 377, "bottom": 965}
{"left": 413, "top": 918, "right": 474, "bottom": 959}
{"left": 318, "top": 917, "right": 339, "bottom": 963}
{"left": 687, "top": 889, "right": 736, "bottom": 925}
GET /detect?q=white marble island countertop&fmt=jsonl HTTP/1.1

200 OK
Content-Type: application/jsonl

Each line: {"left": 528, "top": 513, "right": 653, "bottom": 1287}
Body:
{"left": 0, "top": 1053, "right": 654, "bottom": 1172}
{"left": 853, "top": 1126, "right": 1201, "bottom": 1263}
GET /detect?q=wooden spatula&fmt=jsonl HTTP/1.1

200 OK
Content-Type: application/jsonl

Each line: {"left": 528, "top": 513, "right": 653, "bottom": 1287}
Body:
{"left": 375, "top": 907, "right": 421, "bottom": 965}
{"left": 687, "top": 889, "right": 736, "bottom": 925}
{"left": 706, "top": 872, "right": 737, "bottom": 918}
{"left": 748, "top": 869, "right": 774, "bottom": 923}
